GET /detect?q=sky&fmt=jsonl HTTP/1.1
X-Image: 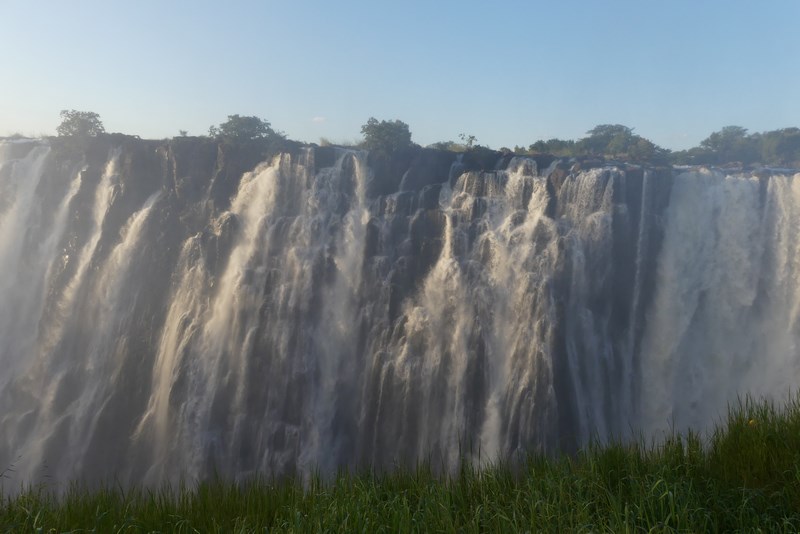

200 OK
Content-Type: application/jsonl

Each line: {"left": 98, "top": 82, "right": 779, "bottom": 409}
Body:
{"left": 1, "top": 0, "right": 799, "bottom": 150}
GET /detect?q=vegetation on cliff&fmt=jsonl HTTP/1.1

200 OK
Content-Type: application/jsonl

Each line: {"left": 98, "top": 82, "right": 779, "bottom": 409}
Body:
{"left": 513, "top": 124, "right": 800, "bottom": 167}
{"left": 55, "top": 110, "right": 105, "bottom": 138}
{"left": 19, "top": 110, "right": 799, "bottom": 168}
{"left": 208, "top": 115, "right": 284, "bottom": 145}
{"left": 360, "top": 117, "right": 413, "bottom": 154}
{"left": 673, "top": 125, "right": 800, "bottom": 166}
{"left": 517, "top": 124, "right": 670, "bottom": 165}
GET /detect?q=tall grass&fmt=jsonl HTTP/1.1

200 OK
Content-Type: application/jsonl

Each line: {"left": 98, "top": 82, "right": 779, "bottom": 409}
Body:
{"left": 2, "top": 396, "right": 800, "bottom": 532}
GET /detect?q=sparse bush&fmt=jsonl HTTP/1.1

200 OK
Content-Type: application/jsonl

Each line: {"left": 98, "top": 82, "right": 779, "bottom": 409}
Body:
{"left": 458, "top": 133, "right": 477, "bottom": 150}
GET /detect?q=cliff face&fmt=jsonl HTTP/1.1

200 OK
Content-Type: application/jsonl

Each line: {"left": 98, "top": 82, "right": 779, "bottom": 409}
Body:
{"left": 0, "top": 136, "right": 796, "bottom": 489}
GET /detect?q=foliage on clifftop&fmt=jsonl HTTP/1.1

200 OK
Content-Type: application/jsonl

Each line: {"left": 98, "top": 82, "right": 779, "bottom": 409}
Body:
{"left": 56, "top": 110, "right": 105, "bottom": 138}
{"left": 518, "top": 124, "right": 800, "bottom": 167}
{"left": 518, "top": 124, "right": 671, "bottom": 165}
{"left": 674, "top": 126, "right": 800, "bottom": 166}
{"left": 208, "top": 115, "right": 285, "bottom": 146}
{"left": 22, "top": 110, "right": 800, "bottom": 168}
{"left": 360, "top": 117, "right": 414, "bottom": 155}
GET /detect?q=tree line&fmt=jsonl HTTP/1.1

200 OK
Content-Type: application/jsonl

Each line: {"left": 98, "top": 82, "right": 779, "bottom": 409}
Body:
{"left": 55, "top": 110, "right": 285, "bottom": 146}
{"left": 513, "top": 124, "right": 800, "bottom": 167}
{"left": 366, "top": 120, "right": 800, "bottom": 166}
{"left": 54, "top": 110, "right": 799, "bottom": 166}
{"left": 672, "top": 126, "right": 800, "bottom": 167}
{"left": 522, "top": 125, "right": 800, "bottom": 167}
{"left": 514, "top": 124, "right": 670, "bottom": 164}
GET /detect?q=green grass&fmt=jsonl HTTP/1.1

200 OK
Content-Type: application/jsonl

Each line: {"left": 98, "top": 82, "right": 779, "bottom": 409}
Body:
{"left": 3, "top": 396, "right": 800, "bottom": 532}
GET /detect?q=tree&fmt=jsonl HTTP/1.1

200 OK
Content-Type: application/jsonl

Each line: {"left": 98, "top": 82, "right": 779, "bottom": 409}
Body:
{"left": 699, "top": 126, "right": 759, "bottom": 164}
{"left": 178, "top": 130, "right": 188, "bottom": 137}
{"left": 627, "top": 137, "right": 671, "bottom": 164}
{"left": 208, "top": 115, "right": 282, "bottom": 143}
{"left": 459, "top": 133, "right": 477, "bottom": 150}
{"left": 700, "top": 126, "right": 748, "bottom": 152}
{"left": 360, "top": 117, "right": 412, "bottom": 153}
{"left": 583, "top": 124, "right": 635, "bottom": 155}
{"left": 528, "top": 138, "right": 577, "bottom": 156}
{"left": 761, "top": 128, "right": 800, "bottom": 165}
{"left": 56, "top": 110, "right": 105, "bottom": 137}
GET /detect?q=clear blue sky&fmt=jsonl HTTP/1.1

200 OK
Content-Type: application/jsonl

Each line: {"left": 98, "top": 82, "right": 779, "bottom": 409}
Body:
{"left": 2, "top": 0, "right": 798, "bottom": 150}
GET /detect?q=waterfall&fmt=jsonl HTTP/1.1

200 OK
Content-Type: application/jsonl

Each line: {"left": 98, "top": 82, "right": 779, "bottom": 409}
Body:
{"left": 0, "top": 138, "right": 798, "bottom": 489}
{"left": 639, "top": 170, "right": 800, "bottom": 437}
{"left": 0, "top": 145, "right": 52, "bottom": 383}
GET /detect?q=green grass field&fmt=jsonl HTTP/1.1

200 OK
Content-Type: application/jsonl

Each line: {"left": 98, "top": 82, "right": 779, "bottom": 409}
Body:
{"left": 2, "top": 396, "right": 800, "bottom": 532}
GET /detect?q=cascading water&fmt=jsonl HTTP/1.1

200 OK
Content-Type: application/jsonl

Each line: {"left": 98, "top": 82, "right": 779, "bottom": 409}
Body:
{"left": 0, "top": 138, "right": 798, "bottom": 490}
{"left": 638, "top": 170, "right": 800, "bottom": 437}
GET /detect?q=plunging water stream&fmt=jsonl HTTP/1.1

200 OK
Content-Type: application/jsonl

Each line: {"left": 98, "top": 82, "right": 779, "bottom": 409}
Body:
{"left": 0, "top": 139, "right": 797, "bottom": 488}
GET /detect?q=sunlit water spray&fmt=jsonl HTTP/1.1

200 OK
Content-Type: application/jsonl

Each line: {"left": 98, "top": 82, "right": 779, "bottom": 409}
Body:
{"left": 0, "top": 139, "right": 798, "bottom": 489}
